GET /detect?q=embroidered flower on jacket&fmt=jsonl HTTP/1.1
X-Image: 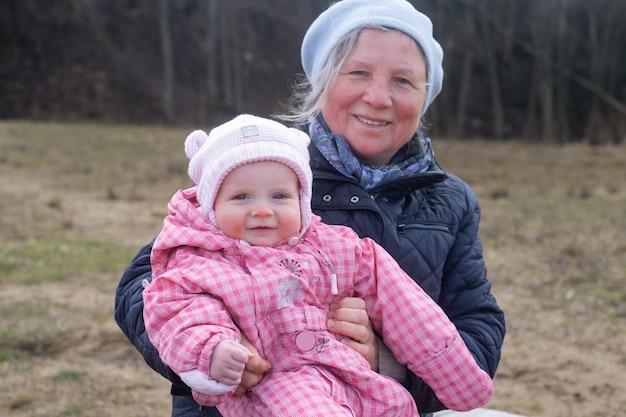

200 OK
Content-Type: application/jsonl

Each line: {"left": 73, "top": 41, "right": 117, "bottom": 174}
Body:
{"left": 315, "top": 335, "right": 330, "bottom": 354}
{"left": 280, "top": 258, "right": 302, "bottom": 277}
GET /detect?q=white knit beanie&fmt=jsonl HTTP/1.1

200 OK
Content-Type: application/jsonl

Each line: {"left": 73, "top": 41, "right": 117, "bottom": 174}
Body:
{"left": 185, "top": 114, "right": 313, "bottom": 237}
{"left": 301, "top": 0, "right": 444, "bottom": 114}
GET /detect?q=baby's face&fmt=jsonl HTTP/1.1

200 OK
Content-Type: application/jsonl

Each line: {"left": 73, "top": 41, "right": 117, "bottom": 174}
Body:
{"left": 214, "top": 161, "right": 301, "bottom": 246}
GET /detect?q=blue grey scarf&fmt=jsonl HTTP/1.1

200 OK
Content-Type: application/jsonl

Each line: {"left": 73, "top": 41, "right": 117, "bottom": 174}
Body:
{"left": 309, "top": 116, "right": 434, "bottom": 191}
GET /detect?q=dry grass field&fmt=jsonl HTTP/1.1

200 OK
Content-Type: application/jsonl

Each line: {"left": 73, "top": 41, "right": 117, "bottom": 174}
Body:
{"left": 1, "top": 120, "right": 625, "bottom": 417}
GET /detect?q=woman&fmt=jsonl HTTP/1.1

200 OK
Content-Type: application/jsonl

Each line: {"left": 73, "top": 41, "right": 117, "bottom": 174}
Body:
{"left": 115, "top": 1, "right": 507, "bottom": 416}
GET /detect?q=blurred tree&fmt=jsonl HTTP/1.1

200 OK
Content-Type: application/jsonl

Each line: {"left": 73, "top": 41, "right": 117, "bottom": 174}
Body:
{"left": 529, "top": 0, "right": 556, "bottom": 142}
{"left": 0, "top": 0, "right": 624, "bottom": 142}
{"left": 158, "top": 0, "right": 174, "bottom": 122}
{"left": 582, "top": 0, "right": 626, "bottom": 143}
{"left": 205, "top": 0, "right": 219, "bottom": 108}
{"left": 452, "top": 5, "right": 476, "bottom": 139}
{"left": 477, "top": 0, "right": 505, "bottom": 140}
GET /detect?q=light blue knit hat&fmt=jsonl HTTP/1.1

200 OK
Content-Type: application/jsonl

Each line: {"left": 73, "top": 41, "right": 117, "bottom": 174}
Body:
{"left": 301, "top": 0, "right": 444, "bottom": 114}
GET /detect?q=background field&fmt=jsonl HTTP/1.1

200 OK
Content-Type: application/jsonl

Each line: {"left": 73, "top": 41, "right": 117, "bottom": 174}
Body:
{"left": 1, "top": 121, "right": 625, "bottom": 417}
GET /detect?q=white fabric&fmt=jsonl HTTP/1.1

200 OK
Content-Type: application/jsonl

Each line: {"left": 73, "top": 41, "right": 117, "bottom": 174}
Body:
{"left": 178, "top": 369, "right": 236, "bottom": 396}
{"left": 434, "top": 408, "right": 527, "bottom": 417}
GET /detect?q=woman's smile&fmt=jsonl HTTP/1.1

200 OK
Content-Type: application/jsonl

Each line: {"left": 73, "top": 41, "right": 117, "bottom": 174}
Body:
{"left": 354, "top": 115, "right": 389, "bottom": 126}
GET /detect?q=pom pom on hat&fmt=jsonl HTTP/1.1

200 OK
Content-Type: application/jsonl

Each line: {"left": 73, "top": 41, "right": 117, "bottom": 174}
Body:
{"left": 184, "top": 130, "right": 208, "bottom": 159}
{"left": 301, "top": 0, "right": 444, "bottom": 114}
{"left": 185, "top": 114, "right": 313, "bottom": 237}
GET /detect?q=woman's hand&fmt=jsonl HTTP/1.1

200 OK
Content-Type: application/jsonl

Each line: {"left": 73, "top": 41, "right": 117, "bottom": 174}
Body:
{"left": 327, "top": 297, "right": 380, "bottom": 371}
{"left": 234, "top": 333, "right": 272, "bottom": 396}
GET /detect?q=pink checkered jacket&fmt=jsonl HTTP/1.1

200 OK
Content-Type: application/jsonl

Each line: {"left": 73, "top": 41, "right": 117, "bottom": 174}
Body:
{"left": 143, "top": 188, "right": 493, "bottom": 416}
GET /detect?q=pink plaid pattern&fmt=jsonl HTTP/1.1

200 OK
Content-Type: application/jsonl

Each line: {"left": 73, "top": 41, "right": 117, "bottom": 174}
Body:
{"left": 144, "top": 188, "right": 493, "bottom": 416}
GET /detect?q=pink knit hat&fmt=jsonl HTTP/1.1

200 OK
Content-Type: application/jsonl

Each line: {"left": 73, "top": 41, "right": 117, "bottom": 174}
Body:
{"left": 185, "top": 114, "right": 313, "bottom": 237}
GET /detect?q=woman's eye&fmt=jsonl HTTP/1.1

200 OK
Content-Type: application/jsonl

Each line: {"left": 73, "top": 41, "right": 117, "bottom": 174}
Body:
{"left": 394, "top": 77, "right": 412, "bottom": 86}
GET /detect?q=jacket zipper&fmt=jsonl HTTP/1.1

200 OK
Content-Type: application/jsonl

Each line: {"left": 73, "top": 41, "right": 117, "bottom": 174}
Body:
{"left": 317, "top": 249, "right": 338, "bottom": 295}
{"left": 397, "top": 223, "right": 451, "bottom": 233}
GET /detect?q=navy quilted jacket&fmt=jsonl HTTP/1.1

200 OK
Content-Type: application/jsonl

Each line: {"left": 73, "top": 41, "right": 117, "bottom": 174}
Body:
{"left": 114, "top": 139, "right": 505, "bottom": 414}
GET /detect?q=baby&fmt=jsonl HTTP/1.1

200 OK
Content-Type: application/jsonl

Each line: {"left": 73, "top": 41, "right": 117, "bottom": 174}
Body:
{"left": 143, "top": 114, "right": 493, "bottom": 416}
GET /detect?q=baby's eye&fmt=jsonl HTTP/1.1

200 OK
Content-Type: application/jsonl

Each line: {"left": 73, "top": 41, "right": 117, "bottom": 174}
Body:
{"left": 272, "top": 193, "right": 287, "bottom": 200}
{"left": 234, "top": 194, "right": 249, "bottom": 200}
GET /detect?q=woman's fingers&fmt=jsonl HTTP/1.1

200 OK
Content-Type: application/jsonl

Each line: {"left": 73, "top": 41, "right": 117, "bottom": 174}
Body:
{"left": 327, "top": 297, "right": 379, "bottom": 370}
{"left": 234, "top": 340, "right": 272, "bottom": 395}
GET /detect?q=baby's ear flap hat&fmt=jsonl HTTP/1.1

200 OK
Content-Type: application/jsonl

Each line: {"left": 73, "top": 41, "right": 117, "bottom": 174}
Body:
{"left": 185, "top": 114, "right": 313, "bottom": 237}
{"left": 301, "top": 0, "right": 444, "bottom": 115}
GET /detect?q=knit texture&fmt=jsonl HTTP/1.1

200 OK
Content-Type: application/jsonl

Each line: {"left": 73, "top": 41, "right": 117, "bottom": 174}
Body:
{"left": 185, "top": 114, "right": 313, "bottom": 236}
{"left": 301, "top": 0, "right": 444, "bottom": 114}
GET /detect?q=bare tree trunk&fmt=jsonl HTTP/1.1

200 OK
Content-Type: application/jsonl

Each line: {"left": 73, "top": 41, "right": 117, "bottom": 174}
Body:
{"left": 422, "top": 0, "right": 446, "bottom": 132}
{"left": 231, "top": 2, "right": 243, "bottom": 112}
{"left": 527, "top": 1, "right": 556, "bottom": 142}
{"left": 478, "top": 1, "right": 504, "bottom": 139}
{"left": 158, "top": 0, "right": 174, "bottom": 122}
{"left": 452, "top": 6, "right": 476, "bottom": 138}
{"left": 205, "top": 0, "right": 219, "bottom": 104}
{"left": 197, "top": 0, "right": 221, "bottom": 124}
{"left": 522, "top": 66, "right": 538, "bottom": 140}
{"left": 583, "top": 0, "right": 625, "bottom": 144}
{"left": 220, "top": 1, "right": 234, "bottom": 110}
{"left": 539, "top": 45, "right": 554, "bottom": 142}
{"left": 554, "top": 0, "right": 570, "bottom": 142}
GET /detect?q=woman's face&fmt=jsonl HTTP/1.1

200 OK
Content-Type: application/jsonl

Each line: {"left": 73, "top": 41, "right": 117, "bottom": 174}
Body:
{"left": 322, "top": 28, "right": 428, "bottom": 165}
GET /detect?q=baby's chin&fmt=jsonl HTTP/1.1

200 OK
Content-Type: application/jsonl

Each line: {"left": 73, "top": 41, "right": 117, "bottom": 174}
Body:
{"left": 241, "top": 232, "right": 282, "bottom": 247}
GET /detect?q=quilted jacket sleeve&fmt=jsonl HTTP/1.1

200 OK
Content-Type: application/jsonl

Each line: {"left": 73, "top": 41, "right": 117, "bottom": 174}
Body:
{"left": 441, "top": 182, "right": 505, "bottom": 375}
{"left": 406, "top": 182, "right": 506, "bottom": 412}
{"left": 114, "top": 239, "right": 186, "bottom": 388}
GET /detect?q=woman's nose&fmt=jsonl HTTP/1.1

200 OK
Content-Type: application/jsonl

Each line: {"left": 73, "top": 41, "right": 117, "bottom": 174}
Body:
{"left": 362, "top": 78, "right": 392, "bottom": 107}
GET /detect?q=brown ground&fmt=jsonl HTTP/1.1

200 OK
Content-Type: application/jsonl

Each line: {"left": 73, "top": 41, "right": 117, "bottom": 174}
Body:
{"left": 0, "top": 121, "right": 625, "bottom": 417}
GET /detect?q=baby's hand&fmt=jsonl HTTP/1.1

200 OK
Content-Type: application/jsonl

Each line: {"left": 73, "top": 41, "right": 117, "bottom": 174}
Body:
{"left": 210, "top": 340, "right": 253, "bottom": 386}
